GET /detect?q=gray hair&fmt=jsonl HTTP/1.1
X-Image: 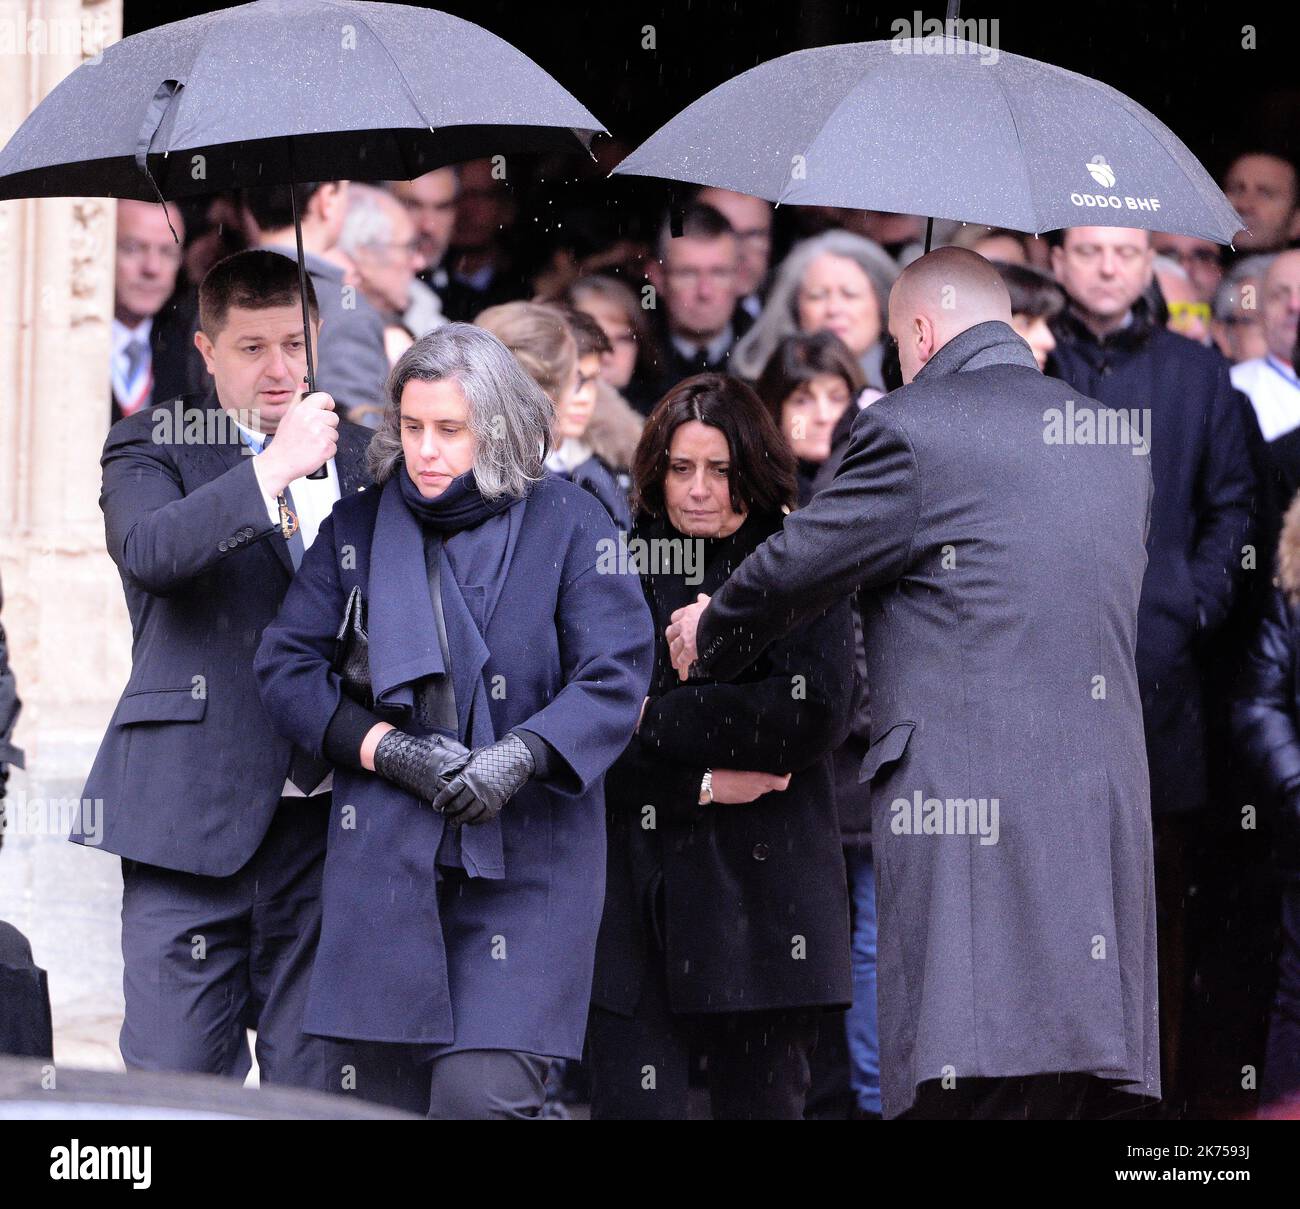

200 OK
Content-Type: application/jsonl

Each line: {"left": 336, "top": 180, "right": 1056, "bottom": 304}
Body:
{"left": 366, "top": 322, "right": 553, "bottom": 498}
{"left": 1212, "top": 253, "right": 1276, "bottom": 322}
{"left": 339, "top": 183, "right": 400, "bottom": 257}
{"left": 731, "top": 230, "right": 899, "bottom": 380}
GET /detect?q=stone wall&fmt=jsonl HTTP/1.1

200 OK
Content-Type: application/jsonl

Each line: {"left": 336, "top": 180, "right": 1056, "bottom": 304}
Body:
{"left": 0, "top": 0, "right": 128, "bottom": 1069}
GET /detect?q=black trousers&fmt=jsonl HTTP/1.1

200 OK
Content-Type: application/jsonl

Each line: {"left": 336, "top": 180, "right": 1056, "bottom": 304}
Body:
{"left": 588, "top": 959, "right": 820, "bottom": 1121}
{"left": 118, "top": 794, "right": 351, "bottom": 1094}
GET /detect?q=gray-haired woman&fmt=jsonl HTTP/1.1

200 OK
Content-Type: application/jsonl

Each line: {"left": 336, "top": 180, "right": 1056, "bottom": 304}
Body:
{"left": 255, "top": 322, "right": 654, "bottom": 1118}
{"left": 731, "top": 230, "right": 899, "bottom": 390}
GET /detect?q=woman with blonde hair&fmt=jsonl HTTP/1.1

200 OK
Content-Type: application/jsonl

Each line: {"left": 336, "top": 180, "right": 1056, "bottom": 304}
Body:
{"left": 477, "top": 300, "right": 635, "bottom": 528}
{"left": 474, "top": 300, "right": 577, "bottom": 404}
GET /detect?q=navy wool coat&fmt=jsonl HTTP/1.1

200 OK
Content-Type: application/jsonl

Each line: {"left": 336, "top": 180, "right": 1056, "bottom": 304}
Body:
{"left": 254, "top": 472, "right": 654, "bottom": 1057}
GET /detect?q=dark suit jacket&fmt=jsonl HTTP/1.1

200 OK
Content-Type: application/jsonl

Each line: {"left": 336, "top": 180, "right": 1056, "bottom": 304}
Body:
{"left": 1049, "top": 300, "right": 1257, "bottom": 815}
{"left": 650, "top": 303, "right": 755, "bottom": 400}
{"left": 77, "top": 392, "right": 372, "bottom": 876}
{"left": 110, "top": 289, "right": 208, "bottom": 425}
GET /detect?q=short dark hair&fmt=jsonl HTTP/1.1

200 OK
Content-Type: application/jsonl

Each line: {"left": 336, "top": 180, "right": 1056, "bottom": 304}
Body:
{"left": 242, "top": 182, "right": 326, "bottom": 234}
{"left": 992, "top": 261, "right": 1065, "bottom": 321}
{"left": 754, "top": 331, "right": 865, "bottom": 429}
{"left": 562, "top": 306, "right": 612, "bottom": 358}
{"left": 658, "top": 202, "right": 736, "bottom": 261}
{"left": 632, "top": 373, "right": 796, "bottom": 521}
{"left": 199, "top": 249, "right": 319, "bottom": 339}
{"left": 1226, "top": 149, "right": 1300, "bottom": 206}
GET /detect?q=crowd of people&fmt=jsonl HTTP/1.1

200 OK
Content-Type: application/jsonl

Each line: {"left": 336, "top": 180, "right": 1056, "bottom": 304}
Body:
{"left": 1, "top": 140, "right": 1295, "bottom": 1119}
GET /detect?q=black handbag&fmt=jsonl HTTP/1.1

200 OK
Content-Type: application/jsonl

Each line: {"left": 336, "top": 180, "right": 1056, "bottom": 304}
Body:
{"left": 332, "top": 585, "right": 373, "bottom": 707}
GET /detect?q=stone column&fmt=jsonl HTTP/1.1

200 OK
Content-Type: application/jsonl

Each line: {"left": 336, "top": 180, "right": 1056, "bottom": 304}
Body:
{"left": 0, "top": 0, "right": 127, "bottom": 1068}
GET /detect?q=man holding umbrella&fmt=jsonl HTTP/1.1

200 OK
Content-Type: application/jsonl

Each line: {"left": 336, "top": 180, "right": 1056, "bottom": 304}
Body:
{"left": 77, "top": 249, "right": 373, "bottom": 1091}
{"left": 666, "top": 247, "right": 1160, "bottom": 1119}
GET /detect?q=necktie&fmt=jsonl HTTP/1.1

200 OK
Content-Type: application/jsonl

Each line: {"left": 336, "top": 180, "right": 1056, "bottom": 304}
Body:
{"left": 281, "top": 481, "right": 306, "bottom": 571}
{"left": 125, "top": 337, "right": 148, "bottom": 385}
{"left": 119, "top": 338, "right": 150, "bottom": 414}
{"left": 259, "top": 432, "right": 328, "bottom": 793}
{"left": 260, "top": 431, "right": 306, "bottom": 570}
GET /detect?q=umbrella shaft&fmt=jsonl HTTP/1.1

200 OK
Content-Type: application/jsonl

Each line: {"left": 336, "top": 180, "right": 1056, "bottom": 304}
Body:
{"left": 288, "top": 156, "right": 327, "bottom": 480}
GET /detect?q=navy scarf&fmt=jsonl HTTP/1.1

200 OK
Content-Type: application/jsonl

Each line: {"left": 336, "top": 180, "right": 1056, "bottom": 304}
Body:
{"left": 368, "top": 471, "right": 527, "bottom": 879}
{"left": 397, "top": 467, "right": 514, "bottom": 533}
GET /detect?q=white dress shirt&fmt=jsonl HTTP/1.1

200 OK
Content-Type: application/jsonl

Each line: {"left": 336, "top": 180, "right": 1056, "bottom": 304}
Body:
{"left": 234, "top": 416, "right": 342, "bottom": 797}
{"left": 1231, "top": 356, "right": 1300, "bottom": 443}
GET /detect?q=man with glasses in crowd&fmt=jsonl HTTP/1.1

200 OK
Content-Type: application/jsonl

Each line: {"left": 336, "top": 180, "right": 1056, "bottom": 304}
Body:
{"left": 644, "top": 201, "right": 752, "bottom": 397}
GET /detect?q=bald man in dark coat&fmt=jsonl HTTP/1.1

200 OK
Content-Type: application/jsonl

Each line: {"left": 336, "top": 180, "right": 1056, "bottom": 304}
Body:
{"left": 667, "top": 248, "right": 1160, "bottom": 1119}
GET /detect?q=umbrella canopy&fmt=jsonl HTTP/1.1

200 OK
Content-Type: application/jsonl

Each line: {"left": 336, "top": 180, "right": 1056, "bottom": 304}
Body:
{"left": 612, "top": 37, "right": 1243, "bottom": 245}
{"left": 0, "top": 0, "right": 604, "bottom": 202}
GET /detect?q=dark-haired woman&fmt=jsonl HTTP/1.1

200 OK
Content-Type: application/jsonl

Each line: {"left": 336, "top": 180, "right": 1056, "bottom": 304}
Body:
{"left": 992, "top": 260, "right": 1065, "bottom": 372}
{"left": 587, "top": 373, "right": 856, "bottom": 1120}
{"left": 755, "top": 329, "right": 867, "bottom": 506}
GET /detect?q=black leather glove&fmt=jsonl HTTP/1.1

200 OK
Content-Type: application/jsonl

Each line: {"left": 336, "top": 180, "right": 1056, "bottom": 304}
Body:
{"left": 373, "top": 729, "right": 472, "bottom": 804}
{"left": 432, "top": 732, "right": 535, "bottom": 827}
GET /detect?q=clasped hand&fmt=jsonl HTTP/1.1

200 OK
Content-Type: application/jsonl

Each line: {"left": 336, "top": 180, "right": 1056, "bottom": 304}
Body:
{"left": 666, "top": 593, "right": 711, "bottom": 681}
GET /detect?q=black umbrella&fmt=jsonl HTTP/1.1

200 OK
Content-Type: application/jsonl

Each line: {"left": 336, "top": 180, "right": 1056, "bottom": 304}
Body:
{"left": 0, "top": 0, "right": 605, "bottom": 401}
{"left": 613, "top": 34, "right": 1243, "bottom": 248}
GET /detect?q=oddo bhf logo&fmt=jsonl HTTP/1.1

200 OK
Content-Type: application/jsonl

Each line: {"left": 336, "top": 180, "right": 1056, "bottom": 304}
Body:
{"left": 1086, "top": 155, "right": 1116, "bottom": 188}
{"left": 1071, "top": 154, "right": 1162, "bottom": 214}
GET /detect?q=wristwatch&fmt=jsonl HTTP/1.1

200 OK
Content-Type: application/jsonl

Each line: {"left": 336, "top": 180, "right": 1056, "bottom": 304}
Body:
{"left": 699, "top": 769, "right": 713, "bottom": 805}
